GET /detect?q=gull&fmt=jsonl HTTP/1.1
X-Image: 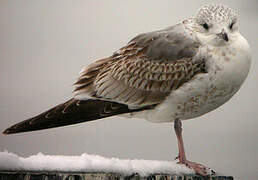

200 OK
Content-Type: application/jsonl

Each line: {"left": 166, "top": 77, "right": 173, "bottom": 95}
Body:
{"left": 3, "top": 4, "right": 251, "bottom": 176}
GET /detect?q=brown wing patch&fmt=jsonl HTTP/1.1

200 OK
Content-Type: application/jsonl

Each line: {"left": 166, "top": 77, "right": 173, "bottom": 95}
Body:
{"left": 74, "top": 58, "right": 113, "bottom": 97}
{"left": 74, "top": 40, "right": 205, "bottom": 106}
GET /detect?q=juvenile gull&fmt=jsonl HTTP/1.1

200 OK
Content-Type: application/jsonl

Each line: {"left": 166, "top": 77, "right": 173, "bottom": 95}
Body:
{"left": 3, "top": 4, "right": 251, "bottom": 176}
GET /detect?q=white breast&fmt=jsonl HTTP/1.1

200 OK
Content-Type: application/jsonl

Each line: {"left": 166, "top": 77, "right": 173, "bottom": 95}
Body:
{"left": 135, "top": 34, "right": 251, "bottom": 123}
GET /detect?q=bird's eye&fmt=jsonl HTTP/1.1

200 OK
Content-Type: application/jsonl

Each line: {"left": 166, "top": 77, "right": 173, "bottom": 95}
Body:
{"left": 202, "top": 23, "right": 209, "bottom": 30}
{"left": 229, "top": 22, "right": 235, "bottom": 30}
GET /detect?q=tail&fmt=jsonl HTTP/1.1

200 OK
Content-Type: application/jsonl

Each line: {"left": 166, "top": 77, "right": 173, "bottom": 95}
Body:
{"left": 3, "top": 98, "right": 152, "bottom": 135}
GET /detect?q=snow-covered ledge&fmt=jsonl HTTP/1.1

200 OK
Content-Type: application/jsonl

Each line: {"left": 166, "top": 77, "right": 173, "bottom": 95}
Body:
{"left": 0, "top": 171, "right": 234, "bottom": 180}
{"left": 0, "top": 151, "right": 233, "bottom": 179}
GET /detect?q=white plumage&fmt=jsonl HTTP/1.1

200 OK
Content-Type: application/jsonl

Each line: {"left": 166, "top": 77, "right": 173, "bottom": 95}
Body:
{"left": 136, "top": 24, "right": 251, "bottom": 122}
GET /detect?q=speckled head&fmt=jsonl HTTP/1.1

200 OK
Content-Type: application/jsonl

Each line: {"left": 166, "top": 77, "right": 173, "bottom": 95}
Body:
{"left": 196, "top": 4, "right": 238, "bottom": 25}
{"left": 191, "top": 4, "right": 240, "bottom": 46}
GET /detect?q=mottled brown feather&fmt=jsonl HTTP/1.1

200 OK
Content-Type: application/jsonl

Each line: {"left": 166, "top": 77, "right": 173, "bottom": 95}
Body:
{"left": 74, "top": 24, "right": 206, "bottom": 106}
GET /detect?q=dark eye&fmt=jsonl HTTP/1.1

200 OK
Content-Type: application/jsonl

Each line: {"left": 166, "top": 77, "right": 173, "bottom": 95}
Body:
{"left": 229, "top": 22, "right": 235, "bottom": 30}
{"left": 202, "top": 23, "right": 209, "bottom": 30}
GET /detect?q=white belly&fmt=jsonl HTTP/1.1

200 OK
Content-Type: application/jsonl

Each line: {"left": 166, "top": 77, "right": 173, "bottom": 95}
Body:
{"left": 133, "top": 38, "right": 251, "bottom": 123}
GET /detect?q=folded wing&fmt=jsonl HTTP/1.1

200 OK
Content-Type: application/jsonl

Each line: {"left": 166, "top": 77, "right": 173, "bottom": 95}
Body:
{"left": 74, "top": 24, "right": 205, "bottom": 107}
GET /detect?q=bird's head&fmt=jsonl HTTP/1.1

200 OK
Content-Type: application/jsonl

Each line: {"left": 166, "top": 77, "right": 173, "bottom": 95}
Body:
{"left": 193, "top": 4, "right": 239, "bottom": 46}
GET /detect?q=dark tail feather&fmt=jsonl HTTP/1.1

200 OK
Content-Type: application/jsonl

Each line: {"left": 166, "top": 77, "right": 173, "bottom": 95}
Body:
{"left": 3, "top": 98, "right": 153, "bottom": 135}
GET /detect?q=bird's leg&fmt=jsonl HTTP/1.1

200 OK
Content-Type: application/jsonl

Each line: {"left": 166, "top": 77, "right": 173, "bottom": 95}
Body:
{"left": 174, "top": 119, "right": 213, "bottom": 176}
{"left": 174, "top": 119, "right": 187, "bottom": 163}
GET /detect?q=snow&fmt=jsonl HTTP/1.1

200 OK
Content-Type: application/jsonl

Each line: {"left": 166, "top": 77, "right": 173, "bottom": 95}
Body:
{"left": 0, "top": 151, "right": 194, "bottom": 176}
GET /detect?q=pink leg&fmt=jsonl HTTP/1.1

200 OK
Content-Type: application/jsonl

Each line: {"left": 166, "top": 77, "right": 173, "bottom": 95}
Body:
{"left": 174, "top": 119, "right": 214, "bottom": 176}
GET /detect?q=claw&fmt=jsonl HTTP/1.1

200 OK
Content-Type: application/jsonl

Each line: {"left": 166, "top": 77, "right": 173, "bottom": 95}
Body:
{"left": 177, "top": 160, "right": 215, "bottom": 176}
{"left": 211, "top": 169, "right": 216, "bottom": 175}
{"left": 173, "top": 120, "right": 216, "bottom": 176}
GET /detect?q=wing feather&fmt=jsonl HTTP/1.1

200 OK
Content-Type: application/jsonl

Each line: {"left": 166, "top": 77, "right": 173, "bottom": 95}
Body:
{"left": 74, "top": 24, "right": 206, "bottom": 106}
{"left": 3, "top": 98, "right": 154, "bottom": 134}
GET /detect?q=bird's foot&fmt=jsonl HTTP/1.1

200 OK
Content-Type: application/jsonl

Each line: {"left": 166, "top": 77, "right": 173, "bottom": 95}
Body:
{"left": 177, "top": 159, "right": 215, "bottom": 176}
